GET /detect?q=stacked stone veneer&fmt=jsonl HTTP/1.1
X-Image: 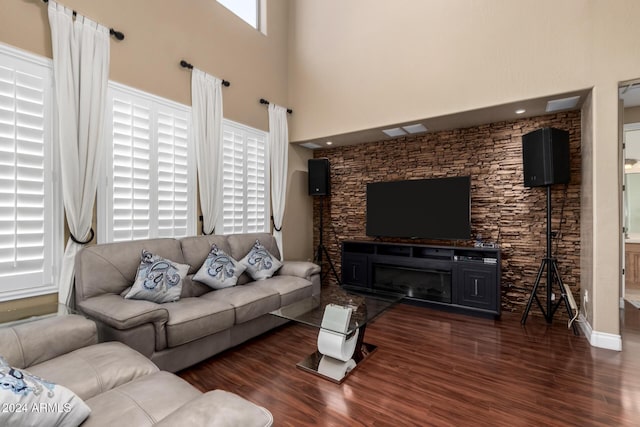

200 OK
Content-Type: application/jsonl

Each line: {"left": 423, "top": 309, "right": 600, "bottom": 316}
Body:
{"left": 313, "top": 111, "right": 581, "bottom": 314}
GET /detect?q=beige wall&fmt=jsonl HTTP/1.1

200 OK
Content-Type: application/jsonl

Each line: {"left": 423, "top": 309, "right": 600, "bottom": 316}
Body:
{"left": 287, "top": 0, "right": 640, "bottom": 343}
{"left": 287, "top": 0, "right": 593, "bottom": 142}
{"left": 282, "top": 144, "right": 313, "bottom": 261}
{"left": 0, "top": 0, "right": 290, "bottom": 132}
{"left": 581, "top": 91, "right": 594, "bottom": 326}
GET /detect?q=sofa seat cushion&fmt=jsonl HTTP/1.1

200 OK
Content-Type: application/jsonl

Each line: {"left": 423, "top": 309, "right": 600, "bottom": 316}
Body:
{"left": 27, "top": 342, "right": 159, "bottom": 401}
{"left": 252, "top": 275, "right": 313, "bottom": 306}
{"left": 156, "top": 390, "right": 273, "bottom": 427}
{"left": 202, "top": 284, "right": 280, "bottom": 324}
{"left": 82, "top": 371, "right": 201, "bottom": 427}
{"left": 164, "top": 298, "right": 235, "bottom": 347}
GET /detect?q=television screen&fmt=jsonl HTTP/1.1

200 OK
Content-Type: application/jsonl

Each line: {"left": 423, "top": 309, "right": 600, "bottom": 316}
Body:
{"left": 366, "top": 176, "right": 471, "bottom": 240}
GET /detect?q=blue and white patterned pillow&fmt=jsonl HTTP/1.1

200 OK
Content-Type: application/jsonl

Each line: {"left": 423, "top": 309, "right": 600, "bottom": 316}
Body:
{"left": 0, "top": 356, "right": 91, "bottom": 427}
{"left": 193, "top": 244, "right": 246, "bottom": 290}
{"left": 239, "top": 240, "right": 282, "bottom": 281}
{"left": 124, "top": 250, "right": 189, "bottom": 303}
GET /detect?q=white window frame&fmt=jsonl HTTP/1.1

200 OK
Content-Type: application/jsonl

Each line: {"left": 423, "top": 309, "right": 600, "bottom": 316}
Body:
{"left": 0, "top": 43, "right": 62, "bottom": 301}
{"left": 221, "top": 119, "right": 270, "bottom": 235}
{"left": 98, "top": 81, "right": 196, "bottom": 243}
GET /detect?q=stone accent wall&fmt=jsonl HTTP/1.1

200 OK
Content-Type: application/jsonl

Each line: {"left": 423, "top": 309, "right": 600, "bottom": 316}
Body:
{"left": 313, "top": 111, "right": 581, "bottom": 314}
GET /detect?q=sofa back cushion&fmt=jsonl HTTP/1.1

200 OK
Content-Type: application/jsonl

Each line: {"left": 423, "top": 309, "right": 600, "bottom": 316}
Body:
{"left": 179, "top": 235, "right": 232, "bottom": 274}
{"left": 227, "top": 233, "right": 281, "bottom": 285}
{"left": 75, "top": 238, "right": 185, "bottom": 301}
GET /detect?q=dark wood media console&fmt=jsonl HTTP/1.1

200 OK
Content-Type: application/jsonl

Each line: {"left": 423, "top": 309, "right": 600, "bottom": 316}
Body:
{"left": 341, "top": 240, "right": 501, "bottom": 317}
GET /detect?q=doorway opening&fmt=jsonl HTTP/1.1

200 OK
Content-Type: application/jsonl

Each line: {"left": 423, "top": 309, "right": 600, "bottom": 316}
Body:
{"left": 619, "top": 79, "right": 640, "bottom": 331}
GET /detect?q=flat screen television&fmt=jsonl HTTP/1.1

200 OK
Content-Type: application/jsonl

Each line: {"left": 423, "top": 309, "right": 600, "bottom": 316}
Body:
{"left": 366, "top": 176, "right": 471, "bottom": 240}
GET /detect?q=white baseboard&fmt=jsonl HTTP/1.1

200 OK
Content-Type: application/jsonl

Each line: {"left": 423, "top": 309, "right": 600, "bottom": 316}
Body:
{"left": 578, "top": 313, "right": 622, "bottom": 351}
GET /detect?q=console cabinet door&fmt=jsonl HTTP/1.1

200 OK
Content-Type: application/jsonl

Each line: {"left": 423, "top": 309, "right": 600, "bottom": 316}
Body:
{"left": 457, "top": 264, "right": 497, "bottom": 311}
{"left": 342, "top": 254, "right": 368, "bottom": 287}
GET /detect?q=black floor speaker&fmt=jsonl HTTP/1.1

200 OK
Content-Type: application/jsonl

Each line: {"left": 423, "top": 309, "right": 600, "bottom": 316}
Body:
{"left": 522, "top": 127, "right": 570, "bottom": 187}
{"left": 308, "top": 158, "right": 330, "bottom": 196}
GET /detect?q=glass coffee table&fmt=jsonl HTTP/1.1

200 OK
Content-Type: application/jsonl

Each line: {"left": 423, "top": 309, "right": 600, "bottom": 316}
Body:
{"left": 271, "top": 286, "right": 404, "bottom": 384}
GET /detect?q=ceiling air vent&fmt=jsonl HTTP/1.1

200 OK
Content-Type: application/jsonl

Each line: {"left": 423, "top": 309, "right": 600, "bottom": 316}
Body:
{"left": 403, "top": 124, "right": 427, "bottom": 134}
{"left": 300, "top": 142, "right": 322, "bottom": 149}
{"left": 545, "top": 96, "right": 580, "bottom": 113}
{"left": 382, "top": 128, "right": 407, "bottom": 137}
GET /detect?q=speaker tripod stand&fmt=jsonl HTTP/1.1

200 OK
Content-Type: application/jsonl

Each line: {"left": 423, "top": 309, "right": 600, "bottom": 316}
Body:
{"left": 521, "top": 185, "right": 579, "bottom": 335}
{"left": 314, "top": 196, "right": 341, "bottom": 285}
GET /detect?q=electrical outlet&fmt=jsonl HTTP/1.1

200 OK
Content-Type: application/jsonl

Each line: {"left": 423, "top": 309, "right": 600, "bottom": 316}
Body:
{"left": 551, "top": 293, "right": 556, "bottom": 301}
{"left": 584, "top": 290, "right": 589, "bottom": 303}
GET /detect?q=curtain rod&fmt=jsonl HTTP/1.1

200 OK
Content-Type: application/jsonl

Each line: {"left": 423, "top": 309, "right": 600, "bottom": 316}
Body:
{"left": 42, "top": 0, "right": 125, "bottom": 40}
{"left": 180, "top": 60, "right": 230, "bottom": 87}
{"left": 260, "top": 98, "right": 292, "bottom": 114}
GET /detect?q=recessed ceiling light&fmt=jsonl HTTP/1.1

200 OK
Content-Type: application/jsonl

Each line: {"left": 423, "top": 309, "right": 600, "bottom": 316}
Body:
{"left": 382, "top": 127, "right": 407, "bottom": 137}
{"left": 402, "top": 123, "right": 428, "bottom": 134}
{"left": 515, "top": 109, "right": 526, "bottom": 114}
{"left": 326, "top": 141, "right": 333, "bottom": 145}
{"left": 546, "top": 96, "right": 580, "bottom": 112}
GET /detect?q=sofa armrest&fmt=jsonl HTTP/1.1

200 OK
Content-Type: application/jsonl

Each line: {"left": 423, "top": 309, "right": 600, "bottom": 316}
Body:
{"left": 0, "top": 314, "right": 97, "bottom": 369}
{"left": 278, "top": 261, "right": 320, "bottom": 281}
{"left": 78, "top": 294, "right": 168, "bottom": 330}
{"left": 156, "top": 390, "right": 273, "bottom": 427}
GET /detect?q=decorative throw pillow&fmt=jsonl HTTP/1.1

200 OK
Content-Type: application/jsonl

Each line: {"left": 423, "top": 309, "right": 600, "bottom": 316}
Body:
{"left": 239, "top": 240, "right": 283, "bottom": 281}
{"left": 193, "top": 244, "right": 246, "bottom": 290}
{"left": 124, "top": 250, "right": 189, "bottom": 303}
{"left": 0, "top": 356, "right": 91, "bottom": 427}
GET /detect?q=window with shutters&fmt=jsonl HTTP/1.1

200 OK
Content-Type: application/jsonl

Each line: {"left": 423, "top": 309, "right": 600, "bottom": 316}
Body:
{"left": 0, "top": 44, "right": 61, "bottom": 300}
{"left": 221, "top": 120, "right": 269, "bottom": 235}
{"left": 99, "top": 82, "right": 195, "bottom": 243}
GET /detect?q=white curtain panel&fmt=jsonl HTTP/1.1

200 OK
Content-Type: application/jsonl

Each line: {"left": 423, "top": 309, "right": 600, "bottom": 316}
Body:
{"left": 191, "top": 69, "right": 223, "bottom": 235}
{"left": 268, "top": 104, "right": 289, "bottom": 255}
{"left": 48, "top": 1, "right": 110, "bottom": 305}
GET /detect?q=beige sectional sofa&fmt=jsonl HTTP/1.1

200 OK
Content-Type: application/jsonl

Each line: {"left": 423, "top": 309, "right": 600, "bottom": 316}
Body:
{"left": 74, "top": 232, "right": 320, "bottom": 372}
{"left": 0, "top": 314, "right": 273, "bottom": 426}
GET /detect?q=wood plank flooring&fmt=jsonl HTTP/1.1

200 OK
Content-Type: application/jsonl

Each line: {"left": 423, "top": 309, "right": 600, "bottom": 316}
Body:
{"left": 179, "top": 302, "right": 640, "bottom": 426}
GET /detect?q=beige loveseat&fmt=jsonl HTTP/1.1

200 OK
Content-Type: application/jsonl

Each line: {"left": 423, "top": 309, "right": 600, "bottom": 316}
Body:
{"left": 0, "top": 314, "right": 273, "bottom": 426}
{"left": 74, "top": 233, "right": 320, "bottom": 372}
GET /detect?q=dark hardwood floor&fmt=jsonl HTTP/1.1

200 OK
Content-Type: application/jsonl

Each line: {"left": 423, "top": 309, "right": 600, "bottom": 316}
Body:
{"left": 179, "top": 300, "right": 640, "bottom": 426}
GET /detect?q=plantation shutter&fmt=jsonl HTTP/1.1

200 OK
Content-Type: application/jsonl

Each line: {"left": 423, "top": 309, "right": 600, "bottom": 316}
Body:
{"left": 157, "top": 107, "right": 190, "bottom": 238}
{"left": 222, "top": 126, "right": 245, "bottom": 234}
{"left": 246, "top": 131, "right": 267, "bottom": 232}
{"left": 0, "top": 51, "right": 56, "bottom": 295}
{"left": 221, "top": 120, "right": 269, "bottom": 235}
{"left": 110, "top": 92, "right": 152, "bottom": 242}
{"left": 102, "top": 83, "right": 194, "bottom": 243}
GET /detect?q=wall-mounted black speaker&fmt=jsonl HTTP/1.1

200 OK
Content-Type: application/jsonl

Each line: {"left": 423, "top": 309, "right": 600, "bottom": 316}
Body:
{"left": 522, "top": 127, "right": 570, "bottom": 187}
{"left": 308, "top": 158, "right": 330, "bottom": 196}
